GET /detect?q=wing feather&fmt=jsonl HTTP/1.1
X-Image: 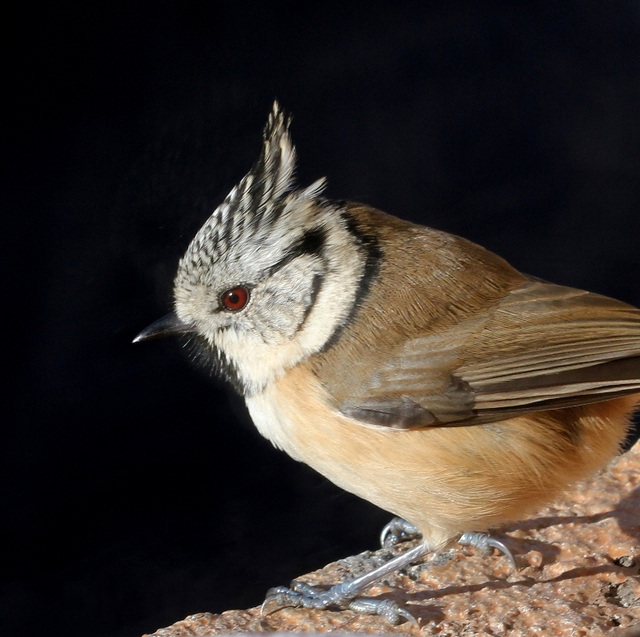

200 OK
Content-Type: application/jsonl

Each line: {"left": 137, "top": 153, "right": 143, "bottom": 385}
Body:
{"left": 340, "top": 281, "right": 640, "bottom": 428}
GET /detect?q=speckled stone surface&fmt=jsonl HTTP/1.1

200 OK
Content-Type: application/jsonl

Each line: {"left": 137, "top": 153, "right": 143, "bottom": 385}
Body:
{"left": 145, "top": 441, "right": 640, "bottom": 636}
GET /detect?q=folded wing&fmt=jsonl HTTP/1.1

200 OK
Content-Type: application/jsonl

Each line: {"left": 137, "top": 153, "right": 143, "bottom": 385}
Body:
{"left": 340, "top": 281, "right": 640, "bottom": 428}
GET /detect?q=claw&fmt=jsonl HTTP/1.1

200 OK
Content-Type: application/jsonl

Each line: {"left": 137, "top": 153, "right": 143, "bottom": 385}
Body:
{"left": 262, "top": 582, "right": 329, "bottom": 615}
{"left": 262, "top": 588, "right": 288, "bottom": 615}
{"left": 458, "top": 531, "right": 517, "bottom": 572}
{"left": 261, "top": 594, "right": 288, "bottom": 616}
{"left": 262, "top": 585, "right": 299, "bottom": 615}
{"left": 380, "top": 517, "right": 422, "bottom": 547}
{"left": 348, "top": 597, "right": 419, "bottom": 626}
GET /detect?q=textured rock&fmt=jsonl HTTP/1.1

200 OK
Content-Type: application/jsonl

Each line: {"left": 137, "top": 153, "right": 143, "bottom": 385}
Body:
{"left": 145, "top": 441, "right": 640, "bottom": 636}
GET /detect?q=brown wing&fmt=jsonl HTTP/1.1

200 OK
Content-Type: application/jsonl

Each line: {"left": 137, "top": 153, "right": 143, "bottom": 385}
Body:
{"left": 340, "top": 280, "right": 640, "bottom": 428}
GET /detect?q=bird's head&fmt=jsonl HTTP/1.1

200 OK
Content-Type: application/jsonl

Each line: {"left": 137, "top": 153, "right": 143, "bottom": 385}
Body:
{"left": 135, "top": 103, "right": 376, "bottom": 395}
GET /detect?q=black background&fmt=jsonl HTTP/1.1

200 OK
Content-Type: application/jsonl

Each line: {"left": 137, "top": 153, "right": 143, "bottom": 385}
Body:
{"left": 5, "top": 3, "right": 640, "bottom": 637}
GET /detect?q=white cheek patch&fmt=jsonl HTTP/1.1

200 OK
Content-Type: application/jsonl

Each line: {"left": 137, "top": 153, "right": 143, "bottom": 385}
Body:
{"left": 250, "top": 255, "right": 325, "bottom": 344}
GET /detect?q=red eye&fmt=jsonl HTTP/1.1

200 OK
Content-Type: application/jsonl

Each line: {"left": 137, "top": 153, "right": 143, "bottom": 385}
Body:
{"left": 221, "top": 286, "right": 250, "bottom": 311}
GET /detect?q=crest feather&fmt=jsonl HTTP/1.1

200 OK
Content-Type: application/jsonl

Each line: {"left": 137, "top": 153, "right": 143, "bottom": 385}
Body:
{"left": 259, "top": 101, "right": 297, "bottom": 201}
{"left": 176, "top": 102, "right": 327, "bottom": 284}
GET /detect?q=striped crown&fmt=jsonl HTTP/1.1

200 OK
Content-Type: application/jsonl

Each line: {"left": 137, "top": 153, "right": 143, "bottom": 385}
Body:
{"left": 176, "top": 102, "right": 326, "bottom": 288}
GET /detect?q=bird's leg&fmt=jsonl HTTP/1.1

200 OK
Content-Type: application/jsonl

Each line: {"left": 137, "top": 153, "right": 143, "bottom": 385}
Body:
{"left": 262, "top": 541, "right": 430, "bottom": 625}
{"left": 262, "top": 524, "right": 518, "bottom": 626}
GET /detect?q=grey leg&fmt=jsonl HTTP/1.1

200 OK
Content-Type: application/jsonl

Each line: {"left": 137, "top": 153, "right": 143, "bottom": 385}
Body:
{"left": 262, "top": 541, "right": 430, "bottom": 625}
{"left": 262, "top": 527, "right": 517, "bottom": 626}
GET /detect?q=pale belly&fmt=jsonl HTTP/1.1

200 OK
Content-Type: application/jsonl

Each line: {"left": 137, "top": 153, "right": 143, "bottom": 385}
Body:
{"left": 246, "top": 365, "right": 635, "bottom": 547}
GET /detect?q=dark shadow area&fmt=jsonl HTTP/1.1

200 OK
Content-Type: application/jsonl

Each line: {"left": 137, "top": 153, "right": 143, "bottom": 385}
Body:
{"left": 4, "top": 3, "right": 640, "bottom": 637}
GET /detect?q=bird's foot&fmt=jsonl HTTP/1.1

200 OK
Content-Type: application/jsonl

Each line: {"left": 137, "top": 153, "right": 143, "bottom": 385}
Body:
{"left": 380, "top": 516, "right": 422, "bottom": 547}
{"left": 262, "top": 541, "right": 431, "bottom": 625}
{"left": 380, "top": 519, "right": 517, "bottom": 573}
{"left": 262, "top": 579, "right": 418, "bottom": 626}
{"left": 458, "top": 530, "right": 517, "bottom": 572}
{"left": 261, "top": 529, "right": 517, "bottom": 626}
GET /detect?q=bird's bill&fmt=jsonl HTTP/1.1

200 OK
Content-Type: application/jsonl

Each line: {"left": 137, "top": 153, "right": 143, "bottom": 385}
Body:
{"left": 133, "top": 312, "right": 193, "bottom": 343}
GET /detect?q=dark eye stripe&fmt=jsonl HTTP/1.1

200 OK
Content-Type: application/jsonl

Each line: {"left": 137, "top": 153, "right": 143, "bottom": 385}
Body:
{"left": 267, "top": 226, "right": 327, "bottom": 277}
{"left": 317, "top": 208, "right": 382, "bottom": 352}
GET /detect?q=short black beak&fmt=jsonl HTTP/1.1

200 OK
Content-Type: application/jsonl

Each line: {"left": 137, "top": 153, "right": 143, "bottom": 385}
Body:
{"left": 133, "top": 312, "right": 194, "bottom": 343}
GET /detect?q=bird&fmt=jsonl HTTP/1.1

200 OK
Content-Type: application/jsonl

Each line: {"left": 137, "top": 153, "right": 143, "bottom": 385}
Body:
{"left": 134, "top": 102, "right": 640, "bottom": 624}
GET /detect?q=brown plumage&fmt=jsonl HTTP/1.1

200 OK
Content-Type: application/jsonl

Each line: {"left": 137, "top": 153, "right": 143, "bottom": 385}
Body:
{"left": 250, "top": 202, "right": 640, "bottom": 548}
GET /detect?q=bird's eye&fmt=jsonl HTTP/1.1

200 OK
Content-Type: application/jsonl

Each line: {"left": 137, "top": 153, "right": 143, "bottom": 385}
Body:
{"left": 221, "top": 286, "right": 250, "bottom": 311}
